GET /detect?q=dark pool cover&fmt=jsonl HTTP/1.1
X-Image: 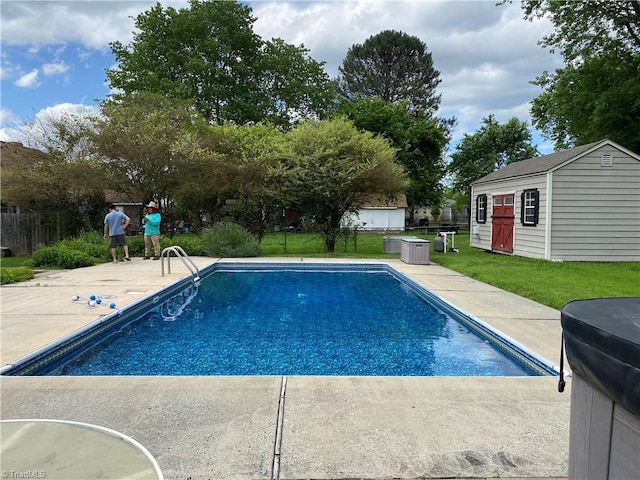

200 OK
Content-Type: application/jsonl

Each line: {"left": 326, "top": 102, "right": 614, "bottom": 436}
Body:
{"left": 561, "top": 297, "right": 640, "bottom": 415}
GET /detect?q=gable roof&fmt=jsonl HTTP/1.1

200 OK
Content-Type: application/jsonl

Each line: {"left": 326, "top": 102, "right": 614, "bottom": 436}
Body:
{"left": 472, "top": 139, "right": 638, "bottom": 185}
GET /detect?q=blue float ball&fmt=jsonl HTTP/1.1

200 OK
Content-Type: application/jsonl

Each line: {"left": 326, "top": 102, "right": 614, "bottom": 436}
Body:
{"left": 89, "top": 295, "right": 96, "bottom": 301}
{"left": 96, "top": 298, "right": 102, "bottom": 305}
{"left": 109, "top": 302, "right": 116, "bottom": 309}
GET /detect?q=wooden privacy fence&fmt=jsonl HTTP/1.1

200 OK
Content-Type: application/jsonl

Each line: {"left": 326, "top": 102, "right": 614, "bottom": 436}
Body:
{"left": 1, "top": 213, "right": 59, "bottom": 256}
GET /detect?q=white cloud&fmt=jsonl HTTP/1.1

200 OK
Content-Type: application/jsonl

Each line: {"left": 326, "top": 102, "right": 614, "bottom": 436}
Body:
{"left": 15, "top": 69, "right": 40, "bottom": 88}
{"left": 42, "top": 62, "right": 69, "bottom": 77}
{"left": 1, "top": 0, "right": 561, "bottom": 153}
{"left": 0, "top": 103, "right": 100, "bottom": 145}
{"left": 0, "top": 107, "right": 26, "bottom": 142}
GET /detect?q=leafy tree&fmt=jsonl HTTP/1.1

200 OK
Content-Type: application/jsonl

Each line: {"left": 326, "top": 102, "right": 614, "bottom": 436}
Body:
{"left": 107, "top": 0, "right": 333, "bottom": 128}
{"left": 448, "top": 115, "right": 538, "bottom": 201}
{"left": 337, "top": 30, "right": 442, "bottom": 115}
{"left": 513, "top": 0, "right": 640, "bottom": 61}
{"left": 92, "top": 92, "right": 208, "bottom": 228}
{"left": 337, "top": 97, "right": 449, "bottom": 223}
{"left": 531, "top": 51, "right": 640, "bottom": 152}
{"left": 277, "top": 118, "right": 408, "bottom": 252}
{"left": 195, "top": 123, "right": 286, "bottom": 238}
{"left": 1, "top": 114, "right": 106, "bottom": 235}
{"left": 508, "top": 0, "right": 640, "bottom": 151}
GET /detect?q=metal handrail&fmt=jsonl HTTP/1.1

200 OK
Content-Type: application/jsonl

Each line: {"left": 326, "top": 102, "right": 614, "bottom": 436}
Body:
{"left": 160, "top": 246, "right": 200, "bottom": 282}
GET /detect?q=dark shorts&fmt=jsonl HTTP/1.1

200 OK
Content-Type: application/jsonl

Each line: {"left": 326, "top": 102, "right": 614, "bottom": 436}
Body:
{"left": 109, "top": 234, "right": 127, "bottom": 248}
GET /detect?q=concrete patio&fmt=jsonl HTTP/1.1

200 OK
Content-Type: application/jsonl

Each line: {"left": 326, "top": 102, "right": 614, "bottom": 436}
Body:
{"left": 0, "top": 257, "right": 571, "bottom": 479}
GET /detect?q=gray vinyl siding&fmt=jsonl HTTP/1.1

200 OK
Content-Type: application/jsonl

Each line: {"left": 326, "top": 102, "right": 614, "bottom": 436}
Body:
{"left": 469, "top": 184, "right": 492, "bottom": 251}
{"left": 549, "top": 147, "right": 640, "bottom": 261}
{"left": 470, "top": 175, "right": 547, "bottom": 259}
{"left": 512, "top": 175, "right": 546, "bottom": 259}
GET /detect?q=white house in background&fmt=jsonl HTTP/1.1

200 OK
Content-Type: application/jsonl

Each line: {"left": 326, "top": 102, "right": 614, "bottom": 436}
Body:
{"left": 342, "top": 195, "right": 407, "bottom": 231}
{"left": 470, "top": 139, "right": 640, "bottom": 262}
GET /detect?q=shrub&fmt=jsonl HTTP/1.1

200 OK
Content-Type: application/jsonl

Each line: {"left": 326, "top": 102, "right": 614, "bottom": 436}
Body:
{"left": 31, "top": 246, "right": 97, "bottom": 269}
{"left": 200, "top": 222, "right": 260, "bottom": 257}
{"left": 124, "top": 234, "right": 206, "bottom": 257}
{"left": 31, "top": 246, "right": 61, "bottom": 268}
{"left": 169, "top": 234, "right": 206, "bottom": 256}
{"left": 0, "top": 267, "right": 34, "bottom": 285}
{"left": 56, "top": 249, "right": 96, "bottom": 269}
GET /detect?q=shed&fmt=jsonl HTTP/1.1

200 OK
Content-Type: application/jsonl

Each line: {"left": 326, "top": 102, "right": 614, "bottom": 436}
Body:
{"left": 470, "top": 139, "right": 640, "bottom": 262}
{"left": 342, "top": 195, "right": 407, "bottom": 231}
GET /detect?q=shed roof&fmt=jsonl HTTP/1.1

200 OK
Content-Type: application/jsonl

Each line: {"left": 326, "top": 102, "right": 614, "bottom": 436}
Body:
{"left": 472, "top": 140, "right": 608, "bottom": 185}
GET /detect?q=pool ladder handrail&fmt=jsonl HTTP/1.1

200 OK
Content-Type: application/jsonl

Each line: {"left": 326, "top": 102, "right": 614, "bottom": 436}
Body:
{"left": 160, "top": 246, "right": 200, "bottom": 283}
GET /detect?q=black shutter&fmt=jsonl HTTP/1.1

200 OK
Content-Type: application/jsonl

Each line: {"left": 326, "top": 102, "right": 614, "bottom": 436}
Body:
{"left": 533, "top": 190, "right": 540, "bottom": 226}
{"left": 520, "top": 191, "right": 525, "bottom": 225}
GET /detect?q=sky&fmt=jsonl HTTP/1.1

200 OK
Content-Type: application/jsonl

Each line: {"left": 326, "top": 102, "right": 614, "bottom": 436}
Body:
{"left": 0, "top": 0, "right": 564, "bottom": 155}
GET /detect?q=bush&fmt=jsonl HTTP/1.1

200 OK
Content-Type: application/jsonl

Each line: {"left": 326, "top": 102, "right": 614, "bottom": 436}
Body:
{"left": 200, "top": 222, "right": 260, "bottom": 257}
{"left": 0, "top": 267, "right": 34, "bottom": 285}
{"left": 31, "top": 246, "right": 97, "bottom": 269}
{"left": 169, "top": 234, "right": 206, "bottom": 256}
{"left": 58, "top": 231, "right": 111, "bottom": 262}
{"left": 30, "top": 246, "right": 60, "bottom": 268}
{"left": 56, "top": 249, "right": 96, "bottom": 269}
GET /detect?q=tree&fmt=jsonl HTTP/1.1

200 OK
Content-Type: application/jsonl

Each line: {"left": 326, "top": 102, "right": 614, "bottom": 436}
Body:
{"left": 337, "top": 30, "right": 442, "bottom": 115}
{"left": 508, "top": 0, "right": 640, "bottom": 151}
{"left": 514, "top": 0, "right": 640, "bottom": 62}
{"left": 448, "top": 115, "right": 538, "bottom": 199}
{"left": 1, "top": 113, "right": 107, "bottom": 236}
{"left": 531, "top": 51, "right": 640, "bottom": 152}
{"left": 337, "top": 97, "right": 449, "bottom": 222}
{"left": 92, "top": 92, "right": 208, "bottom": 230}
{"left": 277, "top": 118, "right": 408, "bottom": 252}
{"left": 195, "top": 123, "right": 286, "bottom": 238}
{"left": 107, "top": 0, "right": 333, "bottom": 128}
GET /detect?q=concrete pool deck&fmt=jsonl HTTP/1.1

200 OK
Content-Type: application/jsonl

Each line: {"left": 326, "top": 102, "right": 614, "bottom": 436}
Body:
{"left": 0, "top": 257, "right": 571, "bottom": 479}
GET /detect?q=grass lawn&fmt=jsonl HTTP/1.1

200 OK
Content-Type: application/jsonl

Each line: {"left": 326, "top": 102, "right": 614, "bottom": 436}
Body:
{"left": 0, "top": 256, "right": 31, "bottom": 268}
{"left": 259, "top": 231, "right": 640, "bottom": 310}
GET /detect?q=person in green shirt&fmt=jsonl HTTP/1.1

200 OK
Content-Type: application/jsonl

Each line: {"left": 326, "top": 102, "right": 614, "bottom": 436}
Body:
{"left": 142, "top": 201, "right": 162, "bottom": 260}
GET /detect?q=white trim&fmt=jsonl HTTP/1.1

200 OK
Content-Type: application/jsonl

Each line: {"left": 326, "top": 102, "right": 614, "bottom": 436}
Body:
{"left": 545, "top": 172, "right": 553, "bottom": 260}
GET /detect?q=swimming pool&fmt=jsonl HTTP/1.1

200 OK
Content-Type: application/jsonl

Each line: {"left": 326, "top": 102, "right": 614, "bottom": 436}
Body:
{"left": 1, "top": 263, "right": 557, "bottom": 377}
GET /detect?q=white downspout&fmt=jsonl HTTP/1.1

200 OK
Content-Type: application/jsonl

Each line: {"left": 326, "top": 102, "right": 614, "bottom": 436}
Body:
{"left": 545, "top": 171, "right": 553, "bottom": 260}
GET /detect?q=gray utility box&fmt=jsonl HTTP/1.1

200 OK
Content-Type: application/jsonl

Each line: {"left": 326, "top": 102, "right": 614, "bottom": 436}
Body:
{"left": 400, "top": 238, "right": 430, "bottom": 265}
{"left": 382, "top": 236, "right": 418, "bottom": 253}
{"left": 561, "top": 298, "right": 640, "bottom": 480}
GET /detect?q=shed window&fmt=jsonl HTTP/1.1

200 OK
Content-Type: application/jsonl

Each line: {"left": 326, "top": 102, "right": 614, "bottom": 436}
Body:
{"left": 476, "top": 194, "right": 487, "bottom": 224}
{"left": 521, "top": 189, "right": 539, "bottom": 226}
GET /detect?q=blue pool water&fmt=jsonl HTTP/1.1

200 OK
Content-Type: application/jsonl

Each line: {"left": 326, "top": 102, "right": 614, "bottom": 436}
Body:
{"left": 41, "top": 267, "right": 542, "bottom": 376}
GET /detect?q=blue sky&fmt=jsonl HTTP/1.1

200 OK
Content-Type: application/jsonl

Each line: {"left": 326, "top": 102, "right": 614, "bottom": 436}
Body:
{"left": 1, "top": 1, "right": 563, "bottom": 154}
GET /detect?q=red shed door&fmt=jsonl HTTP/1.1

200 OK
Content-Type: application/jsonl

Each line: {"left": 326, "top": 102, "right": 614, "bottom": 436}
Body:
{"left": 491, "top": 194, "right": 514, "bottom": 253}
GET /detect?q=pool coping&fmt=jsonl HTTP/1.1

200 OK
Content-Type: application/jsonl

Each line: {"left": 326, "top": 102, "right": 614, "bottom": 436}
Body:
{"left": 0, "top": 257, "right": 571, "bottom": 479}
